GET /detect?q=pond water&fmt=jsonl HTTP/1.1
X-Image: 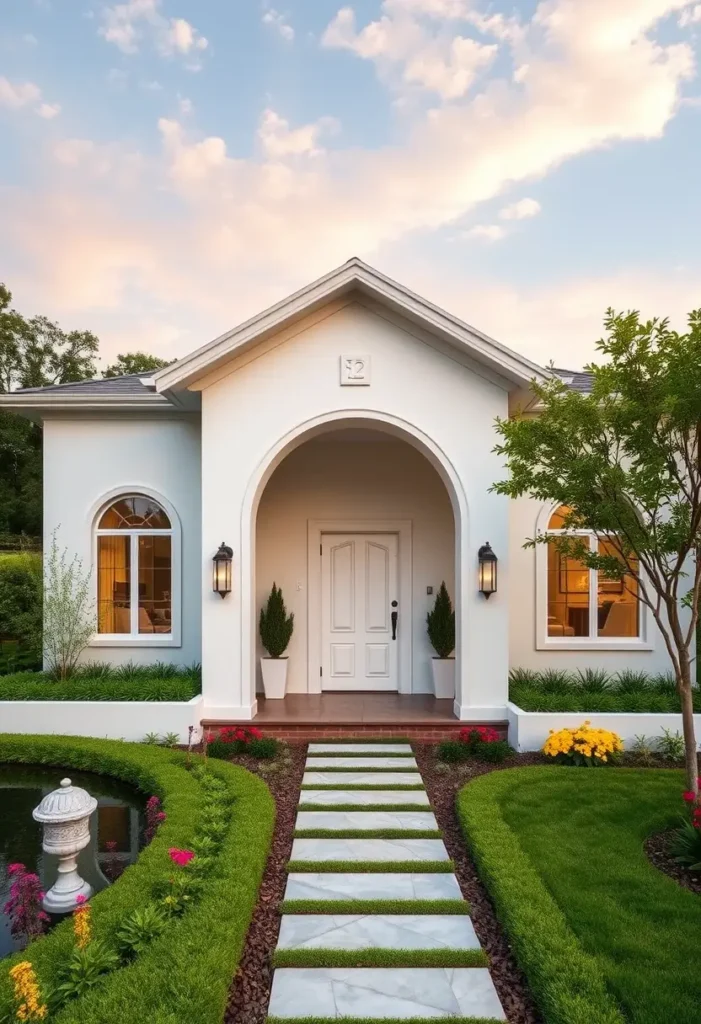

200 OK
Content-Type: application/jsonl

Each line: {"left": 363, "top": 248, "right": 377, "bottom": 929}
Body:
{"left": 0, "top": 765, "right": 146, "bottom": 959}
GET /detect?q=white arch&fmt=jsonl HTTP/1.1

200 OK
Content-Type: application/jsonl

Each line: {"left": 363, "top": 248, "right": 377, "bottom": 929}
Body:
{"left": 239, "top": 409, "right": 469, "bottom": 710}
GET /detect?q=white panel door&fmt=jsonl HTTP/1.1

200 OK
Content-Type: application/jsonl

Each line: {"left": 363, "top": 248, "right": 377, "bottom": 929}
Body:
{"left": 321, "top": 533, "right": 399, "bottom": 691}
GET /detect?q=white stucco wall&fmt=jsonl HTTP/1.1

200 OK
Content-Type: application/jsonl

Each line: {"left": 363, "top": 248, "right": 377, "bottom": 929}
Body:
{"left": 199, "top": 298, "right": 512, "bottom": 719}
{"left": 509, "top": 495, "right": 676, "bottom": 676}
{"left": 43, "top": 415, "right": 202, "bottom": 667}
{"left": 256, "top": 434, "right": 455, "bottom": 694}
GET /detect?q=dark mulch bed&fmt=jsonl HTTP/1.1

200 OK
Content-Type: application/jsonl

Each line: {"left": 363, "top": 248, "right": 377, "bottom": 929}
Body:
{"left": 645, "top": 828, "right": 701, "bottom": 896}
{"left": 414, "top": 745, "right": 543, "bottom": 1024}
{"left": 224, "top": 743, "right": 307, "bottom": 1024}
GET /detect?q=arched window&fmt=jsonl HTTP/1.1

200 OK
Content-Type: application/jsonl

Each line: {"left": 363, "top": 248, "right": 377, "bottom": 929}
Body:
{"left": 96, "top": 495, "right": 173, "bottom": 636}
{"left": 546, "top": 505, "right": 639, "bottom": 640}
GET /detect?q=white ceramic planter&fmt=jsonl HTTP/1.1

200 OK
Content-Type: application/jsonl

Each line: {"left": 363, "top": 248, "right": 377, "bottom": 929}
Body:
{"left": 261, "top": 658, "right": 289, "bottom": 699}
{"left": 431, "top": 658, "right": 455, "bottom": 699}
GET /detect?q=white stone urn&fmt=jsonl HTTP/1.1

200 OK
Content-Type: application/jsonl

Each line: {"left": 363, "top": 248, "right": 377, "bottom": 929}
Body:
{"left": 33, "top": 778, "right": 97, "bottom": 913}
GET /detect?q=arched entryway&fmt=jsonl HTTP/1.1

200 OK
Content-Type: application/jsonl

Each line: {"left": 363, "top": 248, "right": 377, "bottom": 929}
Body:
{"left": 241, "top": 411, "right": 467, "bottom": 714}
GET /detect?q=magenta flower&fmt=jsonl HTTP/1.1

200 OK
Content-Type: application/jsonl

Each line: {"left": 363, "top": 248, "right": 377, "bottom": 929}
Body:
{"left": 168, "top": 848, "right": 195, "bottom": 867}
{"left": 7, "top": 863, "right": 25, "bottom": 876}
{"left": 75, "top": 894, "right": 88, "bottom": 905}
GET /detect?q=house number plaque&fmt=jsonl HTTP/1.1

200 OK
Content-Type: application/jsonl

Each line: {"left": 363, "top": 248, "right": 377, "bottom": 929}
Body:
{"left": 340, "top": 354, "right": 371, "bottom": 386}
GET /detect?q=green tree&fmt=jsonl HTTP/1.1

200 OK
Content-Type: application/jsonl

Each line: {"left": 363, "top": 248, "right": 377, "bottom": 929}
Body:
{"left": 103, "top": 351, "right": 173, "bottom": 377}
{"left": 493, "top": 309, "right": 701, "bottom": 797}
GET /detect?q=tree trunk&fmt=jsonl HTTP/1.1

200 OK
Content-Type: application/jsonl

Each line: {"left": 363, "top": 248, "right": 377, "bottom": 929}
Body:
{"left": 678, "top": 651, "right": 699, "bottom": 796}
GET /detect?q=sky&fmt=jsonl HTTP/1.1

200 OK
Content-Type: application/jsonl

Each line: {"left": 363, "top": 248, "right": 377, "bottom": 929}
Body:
{"left": 1, "top": 0, "right": 701, "bottom": 372}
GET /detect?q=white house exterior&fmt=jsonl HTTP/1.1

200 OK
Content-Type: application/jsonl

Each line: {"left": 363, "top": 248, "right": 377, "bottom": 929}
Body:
{"left": 1, "top": 259, "right": 678, "bottom": 726}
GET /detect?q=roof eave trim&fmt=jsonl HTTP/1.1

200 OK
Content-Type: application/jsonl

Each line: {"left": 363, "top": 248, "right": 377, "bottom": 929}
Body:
{"left": 0, "top": 394, "right": 176, "bottom": 413}
{"left": 153, "top": 260, "right": 549, "bottom": 393}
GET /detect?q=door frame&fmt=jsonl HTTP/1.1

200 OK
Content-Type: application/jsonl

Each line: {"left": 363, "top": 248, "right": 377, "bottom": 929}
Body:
{"left": 307, "top": 519, "right": 413, "bottom": 695}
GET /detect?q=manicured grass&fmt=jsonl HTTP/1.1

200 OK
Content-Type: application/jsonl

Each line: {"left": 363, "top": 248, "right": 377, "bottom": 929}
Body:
{"left": 301, "top": 783, "right": 426, "bottom": 791}
{"left": 293, "top": 829, "right": 442, "bottom": 839}
{"left": 272, "top": 948, "right": 488, "bottom": 968}
{"left": 0, "top": 734, "right": 274, "bottom": 1024}
{"left": 298, "top": 803, "right": 432, "bottom": 812}
{"left": 287, "top": 860, "right": 454, "bottom": 873}
{"left": 280, "top": 899, "right": 470, "bottom": 915}
{"left": 458, "top": 766, "right": 701, "bottom": 1024}
{"left": 0, "top": 663, "right": 201, "bottom": 701}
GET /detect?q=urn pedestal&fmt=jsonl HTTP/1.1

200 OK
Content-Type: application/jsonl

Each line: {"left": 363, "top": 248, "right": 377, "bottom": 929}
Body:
{"left": 33, "top": 778, "right": 98, "bottom": 913}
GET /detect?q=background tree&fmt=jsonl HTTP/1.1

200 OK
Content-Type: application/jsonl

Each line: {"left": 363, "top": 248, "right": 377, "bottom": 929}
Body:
{"left": 103, "top": 352, "right": 173, "bottom": 377}
{"left": 494, "top": 309, "right": 701, "bottom": 798}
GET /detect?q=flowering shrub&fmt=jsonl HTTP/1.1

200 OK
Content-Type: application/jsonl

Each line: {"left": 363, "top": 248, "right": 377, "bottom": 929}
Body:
{"left": 168, "top": 848, "right": 195, "bottom": 867}
{"left": 671, "top": 781, "right": 701, "bottom": 871}
{"left": 72, "top": 895, "right": 91, "bottom": 950}
{"left": 144, "top": 794, "right": 167, "bottom": 844}
{"left": 9, "top": 961, "right": 47, "bottom": 1021}
{"left": 438, "top": 726, "right": 511, "bottom": 764}
{"left": 543, "top": 722, "right": 623, "bottom": 766}
{"left": 206, "top": 726, "right": 279, "bottom": 760}
{"left": 3, "top": 865, "right": 49, "bottom": 945}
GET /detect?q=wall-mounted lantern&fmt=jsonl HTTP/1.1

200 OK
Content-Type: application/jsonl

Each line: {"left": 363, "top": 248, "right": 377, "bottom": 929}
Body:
{"left": 212, "top": 543, "right": 233, "bottom": 598}
{"left": 478, "top": 542, "right": 498, "bottom": 599}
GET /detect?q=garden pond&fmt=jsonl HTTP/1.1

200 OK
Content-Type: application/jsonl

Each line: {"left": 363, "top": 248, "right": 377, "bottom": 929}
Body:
{"left": 0, "top": 765, "right": 146, "bottom": 958}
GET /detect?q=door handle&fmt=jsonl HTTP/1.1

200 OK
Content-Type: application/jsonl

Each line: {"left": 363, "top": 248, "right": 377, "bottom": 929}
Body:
{"left": 391, "top": 601, "right": 398, "bottom": 640}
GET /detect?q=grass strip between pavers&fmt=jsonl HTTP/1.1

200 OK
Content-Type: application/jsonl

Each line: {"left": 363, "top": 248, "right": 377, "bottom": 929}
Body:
{"left": 304, "top": 765, "right": 420, "bottom": 772}
{"left": 305, "top": 737, "right": 412, "bottom": 744}
{"left": 301, "top": 783, "right": 426, "bottom": 791}
{"left": 298, "top": 802, "right": 433, "bottom": 812}
{"left": 272, "top": 948, "right": 488, "bottom": 969}
{"left": 267, "top": 1016, "right": 503, "bottom": 1024}
{"left": 287, "top": 860, "right": 454, "bottom": 873}
{"left": 293, "top": 829, "right": 443, "bottom": 839}
{"left": 280, "top": 899, "right": 470, "bottom": 915}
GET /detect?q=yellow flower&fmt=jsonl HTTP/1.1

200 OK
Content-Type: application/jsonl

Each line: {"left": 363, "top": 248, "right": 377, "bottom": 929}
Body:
{"left": 542, "top": 723, "right": 623, "bottom": 764}
{"left": 73, "top": 900, "right": 92, "bottom": 950}
{"left": 9, "top": 962, "right": 47, "bottom": 1022}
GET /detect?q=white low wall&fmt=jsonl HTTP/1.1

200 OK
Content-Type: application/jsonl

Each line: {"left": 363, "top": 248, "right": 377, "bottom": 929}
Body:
{"left": 507, "top": 700, "right": 701, "bottom": 753}
{"left": 0, "top": 696, "right": 204, "bottom": 745}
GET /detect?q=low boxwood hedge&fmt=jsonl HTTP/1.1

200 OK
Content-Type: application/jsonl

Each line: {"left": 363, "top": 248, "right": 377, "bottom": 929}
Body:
{"left": 0, "top": 734, "right": 274, "bottom": 1024}
{"left": 457, "top": 768, "right": 624, "bottom": 1024}
{"left": 0, "top": 665, "right": 201, "bottom": 702}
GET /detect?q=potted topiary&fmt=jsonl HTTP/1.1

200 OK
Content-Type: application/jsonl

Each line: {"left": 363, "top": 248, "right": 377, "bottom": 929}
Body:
{"left": 427, "top": 581, "right": 455, "bottom": 699}
{"left": 259, "top": 583, "right": 294, "bottom": 699}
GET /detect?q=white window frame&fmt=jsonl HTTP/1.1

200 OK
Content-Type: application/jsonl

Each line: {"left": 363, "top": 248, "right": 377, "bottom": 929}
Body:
{"left": 90, "top": 489, "right": 182, "bottom": 648}
{"left": 535, "top": 502, "right": 652, "bottom": 651}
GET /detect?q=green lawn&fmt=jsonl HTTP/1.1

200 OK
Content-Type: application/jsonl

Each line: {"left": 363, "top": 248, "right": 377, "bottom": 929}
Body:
{"left": 458, "top": 767, "right": 701, "bottom": 1024}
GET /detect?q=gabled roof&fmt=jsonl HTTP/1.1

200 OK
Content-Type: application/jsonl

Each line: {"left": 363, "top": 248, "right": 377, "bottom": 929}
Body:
{"left": 551, "top": 367, "right": 594, "bottom": 394}
{"left": 11, "top": 372, "right": 158, "bottom": 397}
{"left": 154, "top": 257, "right": 550, "bottom": 393}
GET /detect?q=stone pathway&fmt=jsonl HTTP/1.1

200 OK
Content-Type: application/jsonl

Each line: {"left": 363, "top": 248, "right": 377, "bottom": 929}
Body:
{"left": 268, "top": 742, "right": 507, "bottom": 1021}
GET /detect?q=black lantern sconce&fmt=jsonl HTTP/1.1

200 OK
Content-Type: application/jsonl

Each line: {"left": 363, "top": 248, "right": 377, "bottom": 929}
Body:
{"left": 212, "top": 543, "right": 233, "bottom": 598}
{"left": 478, "top": 542, "right": 497, "bottom": 599}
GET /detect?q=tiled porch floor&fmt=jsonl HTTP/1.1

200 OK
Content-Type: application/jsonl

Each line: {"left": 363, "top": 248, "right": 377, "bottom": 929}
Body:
{"left": 203, "top": 693, "right": 508, "bottom": 741}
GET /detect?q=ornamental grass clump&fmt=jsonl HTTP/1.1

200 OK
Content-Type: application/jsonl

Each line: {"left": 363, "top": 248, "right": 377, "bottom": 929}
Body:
{"left": 543, "top": 721, "right": 623, "bottom": 766}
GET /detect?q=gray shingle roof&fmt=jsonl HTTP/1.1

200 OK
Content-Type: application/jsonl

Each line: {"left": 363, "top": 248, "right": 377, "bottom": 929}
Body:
{"left": 551, "top": 367, "right": 594, "bottom": 394}
{"left": 13, "top": 371, "right": 158, "bottom": 396}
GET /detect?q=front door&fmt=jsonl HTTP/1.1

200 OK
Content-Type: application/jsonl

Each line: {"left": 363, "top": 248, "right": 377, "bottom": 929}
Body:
{"left": 321, "top": 533, "right": 399, "bottom": 691}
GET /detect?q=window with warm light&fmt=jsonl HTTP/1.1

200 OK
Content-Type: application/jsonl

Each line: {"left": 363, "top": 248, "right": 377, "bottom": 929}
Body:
{"left": 96, "top": 495, "right": 173, "bottom": 638}
{"left": 545, "top": 505, "right": 639, "bottom": 641}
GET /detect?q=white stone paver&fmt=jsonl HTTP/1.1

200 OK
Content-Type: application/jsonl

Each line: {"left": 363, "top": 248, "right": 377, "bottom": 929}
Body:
{"left": 291, "top": 837, "right": 449, "bottom": 863}
{"left": 296, "top": 810, "right": 439, "bottom": 832}
{"left": 278, "top": 914, "right": 480, "bottom": 951}
{"left": 303, "top": 771, "right": 423, "bottom": 787}
{"left": 268, "top": 967, "right": 506, "bottom": 1019}
{"left": 308, "top": 743, "right": 413, "bottom": 754}
{"left": 285, "top": 872, "right": 463, "bottom": 902}
{"left": 299, "top": 788, "right": 431, "bottom": 807}
{"left": 306, "top": 756, "right": 418, "bottom": 769}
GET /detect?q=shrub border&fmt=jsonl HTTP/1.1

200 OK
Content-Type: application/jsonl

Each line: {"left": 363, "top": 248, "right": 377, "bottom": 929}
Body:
{"left": 0, "top": 734, "right": 274, "bottom": 1024}
{"left": 456, "top": 767, "right": 625, "bottom": 1024}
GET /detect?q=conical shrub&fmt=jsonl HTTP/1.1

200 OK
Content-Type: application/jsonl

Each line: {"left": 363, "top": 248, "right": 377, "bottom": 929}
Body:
{"left": 427, "top": 581, "right": 455, "bottom": 659}
{"left": 259, "top": 583, "right": 294, "bottom": 658}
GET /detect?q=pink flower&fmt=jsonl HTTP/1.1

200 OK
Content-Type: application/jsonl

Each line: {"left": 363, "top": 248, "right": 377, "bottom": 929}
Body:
{"left": 682, "top": 791, "right": 696, "bottom": 803}
{"left": 147, "top": 796, "right": 161, "bottom": 808}
{"left": 7, "top": 863, "right": 25, "bottom": 876}
{"left": 168, "top": 848, "right": 195, "bottom": 867}
{"left": 75, "top": 894, "right": 87, "bottom": 905}
{"left": 156, "top": 812, "right": 167, "bottom": 821}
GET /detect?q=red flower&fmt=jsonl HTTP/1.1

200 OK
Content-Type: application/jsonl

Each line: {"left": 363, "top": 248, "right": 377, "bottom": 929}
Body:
{"left": 249, "top": 727, "right": 263, "bottom": 740}
{"left": 168, "top": 848, "right": 195, "bottom": 867}
{"left": 682, "top": 791, "right": 696, "bottom": 803}
{"left": 7, "top": 863, "right": 25, "bottom": 876}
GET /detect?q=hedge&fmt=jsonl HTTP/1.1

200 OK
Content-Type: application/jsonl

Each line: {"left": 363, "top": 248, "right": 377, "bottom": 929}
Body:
{"left": 509, "top": 668, "right": 698, "bottom": 714}
{"left": 0, "top": 665, "right": 201, "bottom": 702}
{"left": 456, "top": 768, "right": 624, "bottom": 1024}
{"left": 0, "top": 735, "right": 275, "bottom": 1024}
